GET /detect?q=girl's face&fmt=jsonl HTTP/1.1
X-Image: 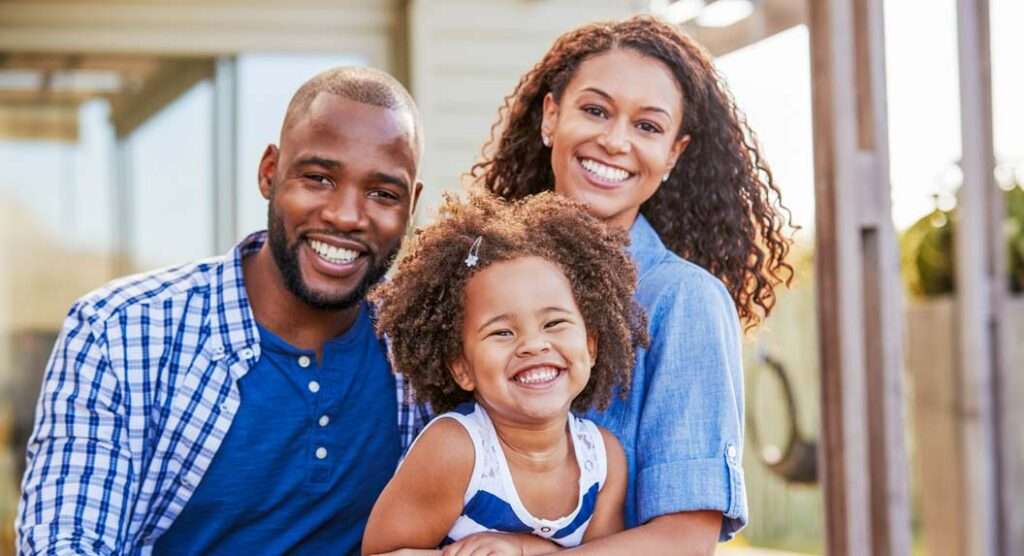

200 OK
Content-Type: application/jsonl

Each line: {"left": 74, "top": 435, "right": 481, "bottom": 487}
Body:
{"left": 541, "top": 48, "right": 690, "bottom": 231}
{"left": 451, "top": 256, "right": 596, "bottom": 425}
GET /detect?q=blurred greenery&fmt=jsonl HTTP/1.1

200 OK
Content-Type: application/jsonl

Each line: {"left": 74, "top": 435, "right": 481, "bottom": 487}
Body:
{"left": 900, "top": 181, "right": 1024, "bottom": 298}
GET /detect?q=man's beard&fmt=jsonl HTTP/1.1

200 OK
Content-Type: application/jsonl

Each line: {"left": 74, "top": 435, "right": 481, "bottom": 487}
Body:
{"left": 267, "top": 201, "right": 397, "bottom": 312}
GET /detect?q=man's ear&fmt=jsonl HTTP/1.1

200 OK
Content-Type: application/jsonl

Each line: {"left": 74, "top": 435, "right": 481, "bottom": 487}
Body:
{"left": 449, "top": 357, "right": 476, "bottom": 392}
{"left": 258, "top": 144, "right": 279, "bottom": 199}
{"left": 410, "top": 180, "right": 424, "bottom": 218}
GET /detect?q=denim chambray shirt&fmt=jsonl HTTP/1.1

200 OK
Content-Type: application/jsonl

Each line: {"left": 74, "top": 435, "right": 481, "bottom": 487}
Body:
{"left": 586, "top": 214, "right": 748, "bottom": 541}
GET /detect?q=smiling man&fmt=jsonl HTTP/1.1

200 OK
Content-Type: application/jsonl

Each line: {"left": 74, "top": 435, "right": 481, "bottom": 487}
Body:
{"left": 17, "top": 67, "right": 429, "bottom": 556}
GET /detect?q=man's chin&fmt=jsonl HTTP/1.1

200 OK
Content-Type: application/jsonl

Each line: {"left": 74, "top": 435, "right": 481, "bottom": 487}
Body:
{"left": 296, "top": 284, "right": 365, "bottom": 312}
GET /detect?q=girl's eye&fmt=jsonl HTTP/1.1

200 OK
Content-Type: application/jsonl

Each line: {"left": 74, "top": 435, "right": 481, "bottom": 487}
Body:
{"left": 545, "top": 319, "right": 569, "bottom": 329}
{"left": 637, "top": 121, "right": 663, "bottom": 134}
{"left": 488, "top": 329, "right": 513, "bottom": 338}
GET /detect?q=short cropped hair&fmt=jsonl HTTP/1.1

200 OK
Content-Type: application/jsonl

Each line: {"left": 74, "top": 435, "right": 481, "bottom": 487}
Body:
{"left": 282, "top": 66, "right": 424, "bottom": 158}
{"left": 370, "top": 192, "right": 649, "bottom": 414}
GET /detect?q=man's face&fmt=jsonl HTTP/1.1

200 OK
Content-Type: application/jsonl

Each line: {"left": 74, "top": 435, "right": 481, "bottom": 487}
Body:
{"left": 259, "top": 93, "right": 422, "bottom": 311}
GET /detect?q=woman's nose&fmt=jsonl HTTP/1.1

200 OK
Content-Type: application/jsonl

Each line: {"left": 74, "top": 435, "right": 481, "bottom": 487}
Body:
{"left": 597, "top": 118, "right": 631, "bottom": 155}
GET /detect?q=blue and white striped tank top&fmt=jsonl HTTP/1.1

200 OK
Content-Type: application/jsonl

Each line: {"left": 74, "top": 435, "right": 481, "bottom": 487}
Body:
{"left": 420, "top": 402, "right": 608, "bottom": 548}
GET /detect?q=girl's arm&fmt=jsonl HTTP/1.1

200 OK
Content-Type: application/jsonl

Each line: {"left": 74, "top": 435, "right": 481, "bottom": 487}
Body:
{"left": 581, "top": 428, "right": 626, "bottom": 541}
{"left": 362, "top": 418, "right": 474, "bottom": 555}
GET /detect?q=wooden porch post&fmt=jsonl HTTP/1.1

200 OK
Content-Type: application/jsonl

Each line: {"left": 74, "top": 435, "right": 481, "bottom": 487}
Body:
{"left": 953, "top": 0, "right": 1015, "bottom": 554}
{"left": 808, "top": 1, "right": 911, "bottom": 554}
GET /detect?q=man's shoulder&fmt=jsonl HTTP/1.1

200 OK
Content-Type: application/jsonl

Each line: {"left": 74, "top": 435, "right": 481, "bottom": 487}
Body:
{"left": 74, "top": 254, "right": 230, "bottom": 326}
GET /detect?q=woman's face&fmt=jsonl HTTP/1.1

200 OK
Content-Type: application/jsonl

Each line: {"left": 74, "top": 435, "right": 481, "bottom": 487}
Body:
{"left": 542, "top": 48, "right": 690, "bottom": 231}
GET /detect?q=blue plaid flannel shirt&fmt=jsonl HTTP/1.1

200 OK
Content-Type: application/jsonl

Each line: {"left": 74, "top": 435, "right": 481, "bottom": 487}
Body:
{"left": 16, "top": 231, "right": 432, "bottom": 555}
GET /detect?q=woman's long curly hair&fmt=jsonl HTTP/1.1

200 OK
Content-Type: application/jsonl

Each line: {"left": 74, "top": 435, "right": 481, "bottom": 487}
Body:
{"left": 370, "top": 192, "right": 648, "bottom": 414}
{"left": 471, "top": 15, "right": 794, "bottom": 328}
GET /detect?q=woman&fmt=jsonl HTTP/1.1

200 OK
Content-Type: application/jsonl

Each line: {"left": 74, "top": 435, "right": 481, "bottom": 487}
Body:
{"left": 471, "top": 15, "right": 794, "bottom": 553}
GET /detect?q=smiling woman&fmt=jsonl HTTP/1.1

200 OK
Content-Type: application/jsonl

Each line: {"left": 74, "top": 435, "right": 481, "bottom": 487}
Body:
{"left": 471, "top": 14, "right": 796, "bottom": 552}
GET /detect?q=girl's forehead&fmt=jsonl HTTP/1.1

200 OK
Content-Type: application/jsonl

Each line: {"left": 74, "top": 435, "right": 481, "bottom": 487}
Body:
{"left": 463, "top": 256, "right": 578, "bottom": 315}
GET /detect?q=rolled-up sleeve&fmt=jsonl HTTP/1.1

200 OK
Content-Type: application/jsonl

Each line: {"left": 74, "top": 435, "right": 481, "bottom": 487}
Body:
{"left": 635, "top": 269, "right": 747, "bottom": 540}
{"left": 17, "top": 301, "right": 134, "bottom": 555}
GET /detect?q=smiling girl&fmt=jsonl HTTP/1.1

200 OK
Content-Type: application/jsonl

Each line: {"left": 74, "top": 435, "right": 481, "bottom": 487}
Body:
{"left": 473, "top": 15, "right": 795, "bottom": 553}
{"left": 362, "top": 192, "right": 648, "bottom": 555}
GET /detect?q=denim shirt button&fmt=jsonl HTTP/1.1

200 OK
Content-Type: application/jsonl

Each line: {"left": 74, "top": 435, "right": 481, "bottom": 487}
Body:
{"left": 727, "top": 444, "right": 737, "bottom": 460}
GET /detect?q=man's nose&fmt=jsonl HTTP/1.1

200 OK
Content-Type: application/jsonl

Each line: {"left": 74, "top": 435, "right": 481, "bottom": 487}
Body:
{"left": 320, "top": 188, "right": 368, "bottom": 232}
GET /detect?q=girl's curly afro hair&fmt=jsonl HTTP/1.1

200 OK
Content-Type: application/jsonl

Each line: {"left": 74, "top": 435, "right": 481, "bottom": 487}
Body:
{"left": 370, "top": 192, "right": 648, "bottom": 414}
{"left": 471, "top": 15, "right": 795, "bottom": 329}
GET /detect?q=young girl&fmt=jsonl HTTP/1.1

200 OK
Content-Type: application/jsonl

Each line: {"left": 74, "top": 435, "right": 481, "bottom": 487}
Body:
{"left": 362, "top": 192, "right": 648, "bottom": 556}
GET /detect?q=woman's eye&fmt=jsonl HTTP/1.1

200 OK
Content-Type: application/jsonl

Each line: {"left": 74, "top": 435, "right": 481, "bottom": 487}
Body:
{"left": 582, "top": 105, "right": 607, "bottom": 118}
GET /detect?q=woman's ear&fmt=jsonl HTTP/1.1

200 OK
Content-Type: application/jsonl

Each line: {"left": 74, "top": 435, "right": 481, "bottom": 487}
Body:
{"left": 666, "top": 134, "right": 691, "bottom": 173}
{"left": 587, "top": 334, "right": 598, "bottom": 366}
{"left": 449, "top": 357, "right": 476, "bottom": 392}
{"left": 541, "top": 92, "right": 560, "bottom": 146}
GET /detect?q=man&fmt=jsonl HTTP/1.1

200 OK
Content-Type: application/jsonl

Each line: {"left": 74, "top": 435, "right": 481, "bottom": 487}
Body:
{"left": 17, "top": 67, "right": 429, "bottom": 555}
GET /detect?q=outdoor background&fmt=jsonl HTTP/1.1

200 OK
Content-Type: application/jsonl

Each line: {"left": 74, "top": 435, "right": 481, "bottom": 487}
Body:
{"left": 0, "top": 1, "right": 1021, "bottom": 554}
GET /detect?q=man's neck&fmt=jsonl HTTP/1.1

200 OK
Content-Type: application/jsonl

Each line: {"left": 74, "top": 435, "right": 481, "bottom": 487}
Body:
{"left": 242, "top": 244, "right": 360, "bottom": 358}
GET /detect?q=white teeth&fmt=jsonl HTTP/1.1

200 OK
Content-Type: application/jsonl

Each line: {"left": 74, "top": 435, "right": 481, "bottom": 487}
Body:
{"left": 513, "top": 366, "right": 560, "bottom": 385}
{"left": 580, "top": 158, "right": 630, "bottom": 182}
{"left": 308, "top": 240, "right": 359, "bottom": 264}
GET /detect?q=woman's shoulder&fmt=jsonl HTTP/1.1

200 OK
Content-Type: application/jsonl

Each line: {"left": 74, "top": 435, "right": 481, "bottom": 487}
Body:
{"left": 641, "top": 253, "right": 735, "bottom": 319}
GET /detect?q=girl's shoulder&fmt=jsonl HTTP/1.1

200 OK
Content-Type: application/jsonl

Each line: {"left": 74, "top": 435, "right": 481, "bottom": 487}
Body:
{"left": 405, "top": 405, "right": 478, "bottom": 471}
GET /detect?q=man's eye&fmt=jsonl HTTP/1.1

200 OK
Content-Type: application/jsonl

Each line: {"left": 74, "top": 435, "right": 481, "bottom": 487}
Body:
{"left": 369, "top": 190, "right": 400, "bottom": 201}
{"left": 305, "top": 174, "right": 332, "bottom": 186}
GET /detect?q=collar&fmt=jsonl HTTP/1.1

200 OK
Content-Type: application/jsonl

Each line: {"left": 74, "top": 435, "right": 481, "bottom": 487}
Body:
{"left": 628, "top": 214, "right": 668, "bottom": 281}
{"left": 205, "top": 230, "right": 267, "bottom": 378}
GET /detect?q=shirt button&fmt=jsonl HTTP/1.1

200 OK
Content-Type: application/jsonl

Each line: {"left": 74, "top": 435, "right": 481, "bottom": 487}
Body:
{"left": 308, "top": 380, "right": 320, "bottom": 393}
{"left": 540, "top": 526, "right": 551, "bottom": 533}
{"left": 727, "top": 444, "right": 737, "bottom": 459}
{"left": 239, "top": 348, "right": 255, "bottom": 360}
{"left": 318, "top": 415, "right": 330, "bottom": 427}
{"left": 315, "top": 447, "right": 328, "bottom": 460}
{"left": 297, "top": 355, "right": 311, "bottom": 368}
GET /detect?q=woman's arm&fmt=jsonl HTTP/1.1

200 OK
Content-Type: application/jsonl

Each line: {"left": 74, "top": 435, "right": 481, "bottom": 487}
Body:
{"left": 563, "top": 511, "right": 720, "bottom": 555}
{"left": 581, "top": 428, "right": 626, "bottom": 541}
{"left": 362, "top": 418, "right": 474, "bottom": 555}
{"left": 567, "top": 269, "right": 747, "bottom": 554}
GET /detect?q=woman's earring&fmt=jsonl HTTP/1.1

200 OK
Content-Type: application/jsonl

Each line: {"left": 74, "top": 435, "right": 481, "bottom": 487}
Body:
{"left": 662, "top": 171, "right": 671, "bottom": 183}
{"left": 542, "top": 133, "right": 551, "bottom": 147}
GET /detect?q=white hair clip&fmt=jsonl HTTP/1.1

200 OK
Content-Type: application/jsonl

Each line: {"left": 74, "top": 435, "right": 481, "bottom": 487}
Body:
{"left": 464, "top": 236, "right": 483, "bottom": 267}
